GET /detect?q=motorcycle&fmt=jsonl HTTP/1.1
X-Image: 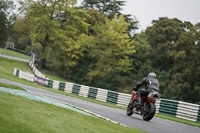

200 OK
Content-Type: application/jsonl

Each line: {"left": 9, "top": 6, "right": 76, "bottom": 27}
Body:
{"left": 126, "top": 89, "right": 160, "bottom": 121}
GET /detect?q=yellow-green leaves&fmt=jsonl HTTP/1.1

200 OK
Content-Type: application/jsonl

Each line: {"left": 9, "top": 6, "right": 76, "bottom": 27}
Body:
{"left": 87, "top": 15, "right": 135, "bottom": 79}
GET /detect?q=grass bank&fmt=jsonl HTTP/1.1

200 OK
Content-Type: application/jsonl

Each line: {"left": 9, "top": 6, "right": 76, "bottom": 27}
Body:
{"left": 0, "top": 48, "right": 30, "bottom": 60}
{"left": 0, "top": 57, "right": 66, "bottom": 82}
{"left": 0, "top": 82, "right": 26, "bottom": 91}
{"left": 0, "top": 92, "right": 145, "bottom": 133}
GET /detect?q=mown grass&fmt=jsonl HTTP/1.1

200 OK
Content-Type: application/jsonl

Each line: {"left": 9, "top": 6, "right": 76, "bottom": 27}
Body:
{"left": 0, "top": 57, "right": 66, "bottom": 83}
{"left": 0, "top": 92, "right": 145, "bottom": 133}
{"left": 0, "top": 57, "right": 32, "bottom": 82}
{"left": 39, "top": 69, "right": 67, "bottom": 82}
{"left": 0, "top": 82, "right": 26, "bottom": 91}
{"left": 0, "top": 56, "right": 199, "bottom": 128}
{"left": 0, "top": 57, "right": 31, "bottom": 73}
{"left": 0, "top": 48, "right": 31, "bottom": 60}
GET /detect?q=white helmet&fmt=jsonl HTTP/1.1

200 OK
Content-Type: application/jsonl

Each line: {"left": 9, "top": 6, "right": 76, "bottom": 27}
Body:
{"left": 148, "top": 72, "right": 156, "bottom": 78}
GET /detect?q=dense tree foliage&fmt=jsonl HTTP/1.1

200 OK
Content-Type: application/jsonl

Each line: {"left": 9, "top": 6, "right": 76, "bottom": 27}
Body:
{"left": 145, "top": 17, "right": 200, "bottom": 103}
{"left": 0, "top": 0, "right": 16, "bottom": 45}
{"left": 81, "top": 0, "right": 125, "bottom": 18}
{"left": 14, "top": 0, "right": 135, "bottom": 91}
{"left": 8, "top": 18, "right": 31, "bottom": 50}
{"left": 81, "top": 0, "right": 138, "bottom": 33}
{"left": 6, "top": 1, "right": 200, "bottom": 103}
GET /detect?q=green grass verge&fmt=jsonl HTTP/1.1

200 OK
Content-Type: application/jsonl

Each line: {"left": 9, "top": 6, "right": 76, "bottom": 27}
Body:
{"left": 0, "top": 92, "right": 145, "bottom": 133}
{"left": 0, "top": 56, "right": 199, "bottom": 128}
{"left": 0, "top": 48, "right": 31, "bottom": 60}
{"left": 0, "top": 56, "right": 65, "bottom": 82}
{"left": 39, "top": 69, "right": 67, "bottom": 82}
{"left": 0, "top": 82, "right": 26, "bottom": 91}
{"left": 0, "top": 57, "right": 32, "bottom": 75}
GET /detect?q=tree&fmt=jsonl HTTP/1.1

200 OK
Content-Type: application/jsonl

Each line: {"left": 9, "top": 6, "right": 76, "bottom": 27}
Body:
{"left": 170, "top": 24, "right": 200, "bottom": 103}
{"left": 130, "top": 32, "right": 151, "bottom": 83}
{"left": 83, "top": 9, "right": 106, "bottom": 35}
{"left": 8, "top": 18, "right": 31, "bottom": 50}
{"left": 0, "top": 0, "right": 16, "bottom": 45}
{"left": 145, "top": 17, "right": 186, "bottom": 71}
{"left": 18, "top": 0, "right": 91, "bottom": 68}
{"left": 86, "top": 15, "right": 135, "bottom": 90}
{"left": 81, "top": 0, "right": 138, "bottom": 33}
{"left": 145, "top": 17, "right": 200, "bottom": 103}
{"left": 81, "top": 0, "right": 125, "bottom": 17}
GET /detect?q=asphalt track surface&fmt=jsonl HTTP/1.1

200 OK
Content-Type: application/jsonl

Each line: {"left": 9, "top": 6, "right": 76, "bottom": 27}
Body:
{"left": 0, "top": 54, "right": 29, "bottom": 62}
{"left": 0, "top": 78, "right": 200, "bottom": 133}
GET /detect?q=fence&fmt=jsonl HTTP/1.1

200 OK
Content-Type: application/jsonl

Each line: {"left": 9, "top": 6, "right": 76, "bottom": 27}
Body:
{"left": 14, "top": 68, "right": 35, "bottom": 82}
{"left": 13, "top": 61, "right": 200, "bottom": 122}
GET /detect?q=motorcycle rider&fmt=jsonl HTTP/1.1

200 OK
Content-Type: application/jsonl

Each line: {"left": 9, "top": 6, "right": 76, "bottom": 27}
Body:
{"left": 133, "top": 72, "right": 159, "bottom": 106}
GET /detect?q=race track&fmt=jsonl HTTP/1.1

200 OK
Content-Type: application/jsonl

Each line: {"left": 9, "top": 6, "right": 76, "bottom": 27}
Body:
{"left": 0, "top": 54, "right": 29, "bottom": 62}
{"left": 0, "top": 78, "right": 200, "bottom": 133}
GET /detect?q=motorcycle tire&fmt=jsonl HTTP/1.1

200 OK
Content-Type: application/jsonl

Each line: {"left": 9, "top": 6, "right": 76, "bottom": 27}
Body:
{"left": 126, "top": 103, "right": 133, "bottom": 116}
{"left": 142, "top": 102, "right": 156, "bottom": 121}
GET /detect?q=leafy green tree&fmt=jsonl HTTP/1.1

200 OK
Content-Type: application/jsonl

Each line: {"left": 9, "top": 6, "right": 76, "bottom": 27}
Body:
{"left": 18, "top": 0, "right": 91, "bottom": 69}
{"left": 8, "top": 18, "right": 31, "bottom": 50}
{"left": 81, "top": 0, "right": 138, "bottom": 33}
{"left": 145, "top": 17, "right": 186, "bottom": 71}
{"left": 130, "top": 32, "right": 151, "bottom": 81}
{"left": 86, "top": 15, "right": 135, "bottom": 90}
{"left": 170, "top": 25, "right": 200, "bottom": 103}
{"left": 145, "top": 17, "right": 200, "bottom": 103}
{"left": 84, "top": 9, "right": 106, "bottom": 35}
{"left": 0, "top": 0, "right": 16, "bottom": 45}
{"left": 81, "top": 0, "right": 125, "bottom": 18}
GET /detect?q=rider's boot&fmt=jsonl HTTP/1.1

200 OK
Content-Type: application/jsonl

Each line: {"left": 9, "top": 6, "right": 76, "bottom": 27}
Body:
{"left": 137, "top": 93, "right": 142, "bottom": 107}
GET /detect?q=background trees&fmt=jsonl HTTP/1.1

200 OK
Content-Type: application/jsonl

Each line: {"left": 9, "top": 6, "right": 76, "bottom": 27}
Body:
{"left": 5, "top": 0, "right": 200, "bottom": 103}
{"left": 81, "top": 0, "right": 138, "bottom": 33}
{"left": 145, "top": 17, "right": 200, "bottom": 103}
{"left": 0, "top": 0, "right": 16, "bottom": 46}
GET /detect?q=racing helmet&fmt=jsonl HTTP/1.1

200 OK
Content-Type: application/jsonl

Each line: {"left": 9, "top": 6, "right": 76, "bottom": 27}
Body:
{"left": 148, "top": 72, "right": 156, "bottom": 78}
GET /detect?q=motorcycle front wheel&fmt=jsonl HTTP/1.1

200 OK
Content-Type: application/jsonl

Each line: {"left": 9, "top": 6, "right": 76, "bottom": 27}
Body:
{"left": 142, "top": 102, "right": 156, "bottom": 121}
{"left": 126, "top": 103, "right": 133, "bottom": 116}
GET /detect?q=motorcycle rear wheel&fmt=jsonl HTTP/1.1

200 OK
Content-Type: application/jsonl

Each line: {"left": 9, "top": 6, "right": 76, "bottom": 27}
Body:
{"left": 142, "top": 102, "right": 156, "bottom": 121}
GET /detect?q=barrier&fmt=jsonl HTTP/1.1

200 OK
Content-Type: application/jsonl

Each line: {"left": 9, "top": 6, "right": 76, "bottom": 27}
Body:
{"left": 59, "top": 82, "right": 66, "bottom": 91}
{"left": 29, "top": 61, "right": 46, "bottom": 79}
{"left": 88, "top": 87, "right": 98, "bottom": 99}
{"left": 36, "top": 77, "right": 47, "bottom": 86}
{"left": 117, "top": 93, "right": 131, "bottom": 106}
{"left": 13, "top": 68, "right": 35, "bottom": 82}
{"left": 72, "top": 84, "right": 81, "bottom": 95}
{"left": 52, "top": 80, "right": 60, "bottom": 89}
{"left": 107, "top": 91, "right": 119, "bottom": 104}
{"left": 159, "top": 99, "right": 179, "bottom": 116}
{"left": 198, "top": 107, "right": 200, "bottom": 122}
{"left": 79, "top": 85, "right": 89, "bottom": 97}
{"left": 14, "top": 65, "right": 200, "bottom": 122}
{"left": 155, "top": 100, "right": 161, "bottom": 113}
{"left": 47, "top": 80, "right": 54, "bottom": 88}
{"left": 33, "top": 66, "right": 36, "bottom": 73}
{"left": 13, "top": 68, "right": 19, "bottom": 77}
{"left": 176, "top": 101, "right": 199, "bottom": 121}
{"left": 64, "top": 82, "right": 73, "bottom": 93}
{"left": 96, "top": 88, "right": 108, "bottom": 102}
{"left": 29, "top": 61, "right": 32, "bottom": 67}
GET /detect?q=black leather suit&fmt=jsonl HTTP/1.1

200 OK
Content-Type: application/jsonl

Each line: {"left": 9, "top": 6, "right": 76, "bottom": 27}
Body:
{"left": 135, "top": 76, "right": 159, "bottom": 104}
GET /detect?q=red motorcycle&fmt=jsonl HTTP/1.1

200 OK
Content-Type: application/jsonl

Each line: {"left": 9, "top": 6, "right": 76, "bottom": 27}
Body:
{"left": 126, "top": 89, "right": 160, "bottom": 121}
